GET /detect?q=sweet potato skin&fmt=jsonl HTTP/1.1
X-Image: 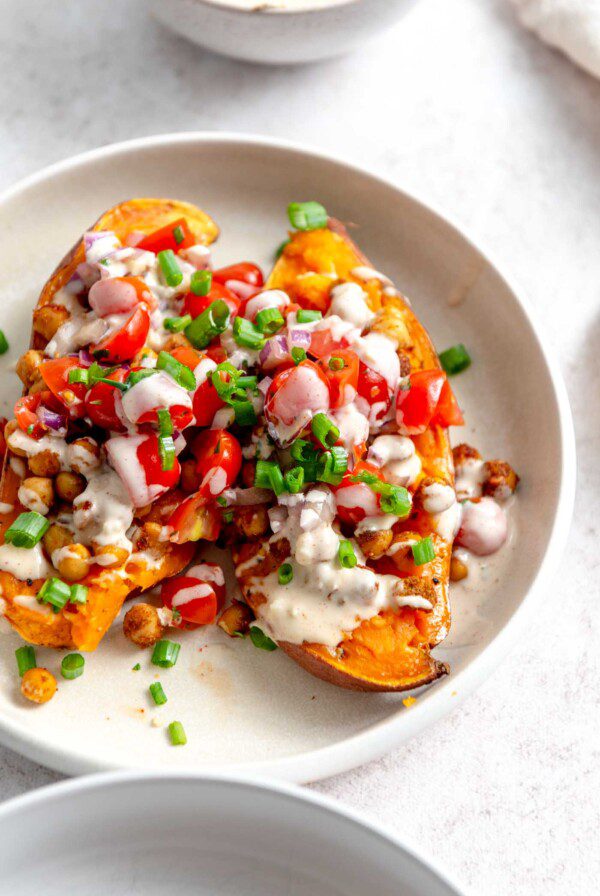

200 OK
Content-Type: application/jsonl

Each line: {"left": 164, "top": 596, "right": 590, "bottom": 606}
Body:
{"left": 0, "top": 198, "right": 216, "bottom": 649}
{"left": 234, "top": 220, "right": 453, "bottom": 692}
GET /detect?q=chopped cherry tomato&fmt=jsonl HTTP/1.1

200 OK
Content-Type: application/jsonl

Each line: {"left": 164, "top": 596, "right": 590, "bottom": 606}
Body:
{"left": 264, "top": 360, "right": 330, "bottom": 437}
{"left": 318, "top": 349, "right": 359, "bottom": 409}
{"left": 193, "top": 375, "right": 226, "bottom": 428}
{"left": 161, "top": 575, "right": 218, "bottom": 627}
{"left": 137, "top": 432, "right": 181, "bottom": 492}
{"left": 130, "top": 368, "right": 194, "bottom": 431}
{"left": 14, "top": 394, "right": 46, "bottom": 439}
{"left": 212, "top": 262, "right": 264, "bottom": 289}
{"left": 85, "top": 367, "right": 128, "bottom": 432}
{"left": 333, "top": 461, "right": 382, "bottom": 525}
{"left": 395, "top": 370, "right": 446, "bottom": 435}
{"left": 206, "top": 345, "right": 227, "bottom": 364}
{"left": 168, "top": 491, "right": 222, "bottom": 544}
{"left": 186, "top": 561, "right": 226, "bottom": 604}
{"left": 136, "top": 218, "right": 195, "bottom": 254}
{"left": 183, "top": 281, "right": 240, "bottom": 319}
{"left": 170, "top": 346, "right": 203, "bottom": 372}
{"left": 88, "top": 275, "right": 156, "bottom": 317}
{"left": 91, "top": 304, "right": 150, "bottom": 363}
{"left": 192, "top": 429, "right": 242, "bottom": 496}
{"left": 308, "top": 329, "right": 347, "bottom": 360}
{"left": 431, "top": 379, "right": 464, "bottom": 427}
{"left": 40, "top": 357, "right": 88, "bottom": 416}
{"left": 357, "top": 362, "right": 391, "bottom": 419}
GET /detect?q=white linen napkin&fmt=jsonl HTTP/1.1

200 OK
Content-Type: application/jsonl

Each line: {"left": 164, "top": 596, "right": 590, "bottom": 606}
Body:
{"left": 509, "top": 0, "right": 600, "bottom": 79}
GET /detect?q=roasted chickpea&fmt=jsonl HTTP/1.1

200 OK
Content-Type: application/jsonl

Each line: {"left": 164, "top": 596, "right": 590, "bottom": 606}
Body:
{"left": 21, "top": 667, "right": 57, "bottom": 704}
{"left": 356, "top": 528, "right": 393, "bottom": 559}
{"left": 230, "top": 505, "right": 269, "bottom": 540}
{"left": 42, "top": 523, "right": 73, "bottom": 556}
{"left": 140, "top": 522, "right": 164, "bottom": 547}
{"left": 15, "top": 350, "right": 44, "bottom": 388}
{"left": 163, "top": 334, "right": 190, "bottom": 352}
{"left": 18, "top": 476, "right": 54, "bottom": 514}
{"left": 180, "top": 457, "right": 200, "bottom": 494}
{"left": 33, "top": 304, "right": 70, "bottom": 341}
{"left": 123, "top": 603, "right": 164, "bottom": 648}
{"left": 56, "top": 543, "right": 91, "bottom": 582}
{"left": 217, "top": 600, "right": 254, "bottom": 637}
{"left": 92, "top": 544, "right": 130, "bottom": 568}
{"left": 5, "top": 420, "right": 27, "bottom": 457}
{"left": 450, "top": 553, "right": 469, "bottom": 582}
{"left": 55, "top": 471, "right": 86, "bottom": 503}
{"left": 452, "top": 443, "right": 481, "bottom": 467}
{"left": 372, "top": 300, "right": 412, "bottom": 348}
{"left": 482, "top": 460, "right": 519, "bottom": 501}
{"left": 28, "top": 377, "right": 47, "bottom": 396}
{"left": 28, "top": 449, "right": 61, "bottom": 477}
{"left": 67, "top": 437, "right": 100, "bottom": 475}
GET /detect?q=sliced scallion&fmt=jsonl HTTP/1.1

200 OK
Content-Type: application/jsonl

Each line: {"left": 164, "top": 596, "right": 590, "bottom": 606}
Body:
{"left": 190, "top": 269, "right": 212, "bottom": 297}
{"left": 168, "top": 720, "right": 187, "bottom": 745}
{"left": 255, "top": 307, "right": 284, "bottom": 336}
{"left": 296, "top": 309, "right": 322, "bottom": 324}
{"left": 278, "top": 563, "right": 293, "bottom": 585}
{"left": 70, "top": 584, "right": 88, "bottom": 605}
{"left": 0, "top": 330, "right": 9, "bottom": 355}
{"left": 338, "top": 540, "right": 357, "bottom": 569}
{"left": 439, "top": 343, "right": 471, "bottom": 376}
{"left": 291, "top": 347, "right": 306, "bottom": 365}
{"left": 284, "top": 465, "right": 304, "bottom": 494}
{"left": 254, "top": 459, "right": 286, "bottom": 496}
{"left": 287, "top": 201, "right": 328, "bottom": 231}
{"left": 157, "top": 407, "right": 174, "bottom": 437}
{"left": 311, "top": 412, "right": 340, "bottom": 448}
{"left": 232, "top": 316, "right": 265, "bottom": 351}
{"left": 4, "top": 512, "right": 50, "bottom": 548}
{"left": 156, "top": 351, "right": 196, "bottom": 391}
{"left": 164, "top": 314, "right": 192, "bottom": 333}
{"left": 37, "top": 577, "right": 71, "bottom": 612}
{"left": 152, "top": 639, "right": 181, "bottom": 668}
{"left": 412, "top": 536, "right": 436, "bottom": 566}
{"left": 15, "top": 645, "right": 36, "bottom": 677}
{"left": 157, "top": 249, "right": 183, "bottom": 287}
{"left": 149, "top": 681, "right": 168, "bottom": 705}
{"left": 249, "top": 626, "right": 277, "bottom": 651}
{"left": 61, "top": 653, "right": 85, "bottom": 680}
{"left": 185, "top": 299, "right": 230, "bottom": 349}
{"left": 158, "top": 434, "right": 176, "bottom": 471}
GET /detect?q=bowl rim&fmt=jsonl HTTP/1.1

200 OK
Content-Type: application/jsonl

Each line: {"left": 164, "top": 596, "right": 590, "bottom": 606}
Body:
{"left": 0, "top": 131, "right": 576, "bottom": 781}
{"left": 0, "top": 769, "right": 466, "bottom": 895}
{"left": 153, "top": 0, "right": 359, "bottom": 17}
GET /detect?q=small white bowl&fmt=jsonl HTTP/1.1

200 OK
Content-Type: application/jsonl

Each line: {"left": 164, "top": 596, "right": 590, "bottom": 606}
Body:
{"left": 148, "top": 0, "right": 417, "bottom": 65}
{"left": 0, "top": 772, "right": 465, "bottom": 896}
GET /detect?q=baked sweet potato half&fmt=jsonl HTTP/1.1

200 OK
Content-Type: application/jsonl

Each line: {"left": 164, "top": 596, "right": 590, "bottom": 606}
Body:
{"left": 0, "top": 198, "right": 218, "bottom": 650}
{"left": 233, "top": 218, "right": 460, "bottom": 691}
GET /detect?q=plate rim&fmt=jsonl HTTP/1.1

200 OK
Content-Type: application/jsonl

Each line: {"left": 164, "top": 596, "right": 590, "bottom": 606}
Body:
{"left": 0, "top": 131, "right": 577, "bottom": 781}
{"left": 0, "top": 769, "right": 466, "bottom": 895}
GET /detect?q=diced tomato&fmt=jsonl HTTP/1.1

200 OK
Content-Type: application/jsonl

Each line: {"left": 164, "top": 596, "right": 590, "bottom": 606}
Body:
{"left": 357, "top": 362, "right": 391, "bottom": 420}
{"left": 333, "top": 461, "right": 382, "bottom": 525}
{"left": 264, "top": 360, "right": 330, "bottom": 438}
{"left": 136, "top": 218, "right": 195, "bottom": 255}
{"left": 212, "top": 262, "right": 264, "bottom": 289}
{"left": 431, "top": 379, "right": 464, "bottom": 427}
{"left": 318, "top": 349, "right": 359, "bottom": 409}
{"left": 193, "top": 376, "right": 226, "bottom": 428}
{"left": 88, "top": 275, "right": 156, "bottom": 317}
{"left": 183, "top": 281, "right": 240, "bottom": 319}
{"left": 206, "top": 345, "right": 227, "bottom": 364}
{"left": 168, "top": 491, "right": 222, "bottom": 544}
{"left": 85, "top": 367, "right": 128, "bottom": 432}
{"left": 192, "top": 429, "right": 242, "bottom": 496}
{"left": 14, "top": 394, "right": 46, "bottom": 440}
{"left": 91, "top": 304, "right": 150, "bottom": 363}
{"left": 128, "top": 368, "right": 194, "bottom": 431}
{"left": 161, "top": 575, "right": 218, "bottom": 627}
{"left": 137, "top": 432, "right": 181, "bottom": 493}
{"left": 40, "top": 357, "right": 88, "bottom": 416}
{"left": 396, "top": 369, "right": 463, "bottom": 433}
{"left": 170, "top": 346, "right": 203, "bottom": 372}
{"left": 186, "top": 561, "right": 226, "bottom": 604}
{"left": 308, "top": 329, "right": 346, "bottom": 360}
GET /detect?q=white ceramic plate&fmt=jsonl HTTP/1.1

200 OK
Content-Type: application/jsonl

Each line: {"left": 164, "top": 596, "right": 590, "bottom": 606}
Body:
{"left": 0, "top": 772, "right": 465, "bottom": 895}
{"left": 0, "top": 133, "right": 575, "bottom": 779}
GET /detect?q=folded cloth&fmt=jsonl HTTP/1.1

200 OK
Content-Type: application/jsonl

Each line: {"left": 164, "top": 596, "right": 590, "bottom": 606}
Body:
{"left": 509, "top": 0, "right": 600, "bottom": 79}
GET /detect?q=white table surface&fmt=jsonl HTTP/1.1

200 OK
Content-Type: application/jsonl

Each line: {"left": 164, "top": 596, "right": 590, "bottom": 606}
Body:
{"left": 0, "top": 0, "right": 598, "bottom": 892}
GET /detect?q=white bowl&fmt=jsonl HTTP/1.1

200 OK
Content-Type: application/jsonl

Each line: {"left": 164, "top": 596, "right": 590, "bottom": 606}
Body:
{"left": 148, "top": 0, "right": 417, "bottom": 65}
{"left": 0, "top": 772, "right": 465, "bottom": 896}
{"left": 0, "top": 133, "right": 575, "bottom": 780}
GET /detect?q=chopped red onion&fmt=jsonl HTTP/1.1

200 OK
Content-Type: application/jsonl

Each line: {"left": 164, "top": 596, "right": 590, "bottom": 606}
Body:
{"left": 76, "top": 262, "right": 100, "bottom": 289}
{"left": 257, "top": 376, "right": 272, "bottom": 396}
{"left": 287, "top": 328, "right": 311, "bottom": 348}
{"left": 38, "top": 406, "right": 67, "bottom": 433}
{"left": 222, "top": 486, "right": 273, "bottom": 506}
{"left": 259, "top": 335, "right": 289, "bottom": 370}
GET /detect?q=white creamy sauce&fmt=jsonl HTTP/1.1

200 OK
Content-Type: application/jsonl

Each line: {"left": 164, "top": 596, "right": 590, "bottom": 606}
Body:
{"left": 51, "top": 545, "right": 88, "bottom": 569}
{"left": 455, "top": 458, "right": 485, "bottom": 500}
{"left": 335, "top": 482, "right": 380, "bottom": 518}
{"left": 0, "top": 543, "right": 52, "bottom": 580}
{"left": 327, "top": 282, "right": 375, "bottom": 331}
{"left": 455, "top": 497, "right": 508, "bottom": 556}
{"left": 355, "top": 513, "right": 399, "bottom": 534}
{"left": 46, "top": 312, "right": 108, "bottom": 357}
{"left": 73, "top": 467, "right": 134, "bottom": 551}
{"left": 368, "top": 433, "right": 422, "bottom": 487}
{"left": 211, "top": 406, "right": 236, "bottom": 429}
{"left": 351, "top": 265, "right": 395, "bottom": 288}
{"left": 121, "top": 372, "right": 192, "bottom": 425}
{"left": 187, "top": 563, "right": 225, "bottom": 587}
{"left": 432, "top": 501, "right": 462, "bottom": 543}
{"left": 67, "top": 440, "right": 100, "bottom": 476}
{"left": 420, "top": 481, "right": 456, "bottom": 515}
{"left": 245, "top": 289, "right": 289, "bottom": 320}
{"left": 331, "top": 403, "right": 369, "bottom": 451}
{"left": 0, "top": 502, "right": 14, "bottom": 515}
{"left": 9, "top": 457, "right": 26, "bottom": 478}
{"left": 17, "top": 485, "right": 49, "bottom": 516}
{"left": 171, "top": 582, "right": 213, "bottom": 607}
{"left": 7, "top": 430, "right": 69, "bottom": 470}
{"left": 352, "top": 332, "right": 400, "bottom": 390}
{"left": 105, "top": 434, "right": 155, "bottom": 508}
{"left": 193, "top": 357, "right": 217, "bottom": 388}
{"left": 13, "top": 594, "right": 52, "bottom": 615}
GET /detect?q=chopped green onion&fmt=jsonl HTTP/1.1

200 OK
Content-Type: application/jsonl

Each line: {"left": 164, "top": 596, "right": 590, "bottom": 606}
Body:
{"left": 149, "top": 681, "right": 168, "bottom": 705}
{"left": 255, "top": 307, "right": 284, "bottom": 336}
{"left": 152, "top": 639, "right": 181, "bottom": 668}
{"left": 0, "top": 330, "right": 9, "bottom": 355}
{"left": 412, "top": 536, "right": 436, "bottom": 566}
{"left": 439, "top": 343, "right": 471, "bottom": 376}
{"left": 311, "top": 412, "right": 340, "bottom": 448}
{"left": 329, "top": 356, "right": 345, "bottom": 371}
{"left": 190, "top": 269, "right": 212, "bottom": 296}
{"left": 284, "top": 465, "right": 305, "bottom": 494}
{"left": 287, "top": 201, "right": 328, "bottom": 231}
{"left": 232, "top": 316, "right": 266, "bottom": 351}
{"left": 156, "top": 351, "right": 196, "bottom": 391}
{"left": 236, "top": 375, "right": 258, "bottom": 392}
{"left": 4, "top": 512, "right": 50, "bottom": 548}
{"left": 172, "top": 224, "right": 185, "bottom": 245}
{"left": 164, "top": 314, "right": 192, "bottom": 333}
{"left": 157, "top": 407, "right": 174, "bottom": 437}
{"left": 61, "top": 653, "right": 85, "bottom": 680}
{"left": 97, "top": 376, "right": 128, "bottom": 392}
{"left": 275, "top": 239, "right": 290, "bottom": 260}
{"left": 380, "top": 485, "right": 412, "bottom": 517}
{"left": 132, "top": 663, "right": 141, "bottom": 671}
{"left": 254, "top": 459, "right": 286, "bottom": 496}
{"left": 296, "top": 309, "right": 322, "bottom": 324}
{"left": 185, "top": 299, "right": 230, "bottom": 349}
{"left": 278, "top": 563, "right": 294, "bottom": 585}
{"left": 231, "top": 399, "right": 257, "bottom": 427}
{"left": 70, "top": 584, "right": 88, "bottom": 605}
{"left": 168, "top": 720, "right": 187, "bottom": 745}
{"left": 157, "top": 249, "right": 183, "bottom": 287}
{"left": 249, "top": 626, "right": 277, "bottom": 651}
{"left": 338, "top": 540, "right": 357, "bottom": 569}
{"left": 15, "top": 645, "right": 36, "bottom": 677}
{"left": 126, "top": 368, "right": 157, "bottom": 389}
{"left": 290, "top": 439, "right": 319, "bottom": 481}
{"left": 37, "top": 577, "right": 71, "bottom": 612}
{"left": 68, "top": 368, "right": 90, "bottom": 386}
{"left": 316, "top": 451, "right": 344, "bottom": 486}
{"left": 291, "top": 347, "right": 306, "bottom": 365}
{"left": 223, "top": 510, "right": 234, "bottom": 524}
{"left": 158, "top": 434, "right": 176, "bottom": 471}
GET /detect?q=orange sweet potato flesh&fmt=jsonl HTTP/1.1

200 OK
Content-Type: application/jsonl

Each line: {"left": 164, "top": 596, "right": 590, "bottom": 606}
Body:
{"left": 235, "top": 221, "right": 452, "bottom": 691}
{"left": 0, "top": 198, "right": 218, "bottom": 650}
